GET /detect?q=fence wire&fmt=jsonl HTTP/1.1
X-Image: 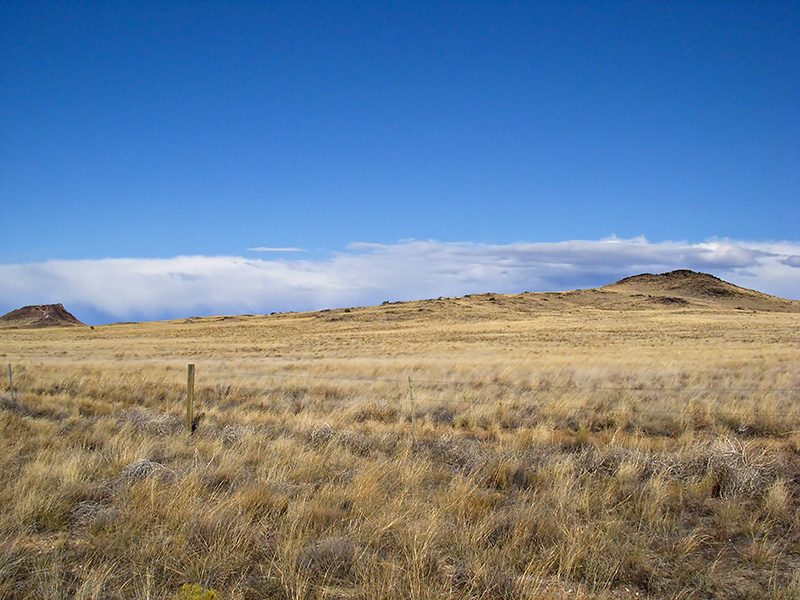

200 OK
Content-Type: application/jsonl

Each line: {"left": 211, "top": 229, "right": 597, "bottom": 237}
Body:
{"left": 3, "top": 361, "right": 798, "bottom": 424}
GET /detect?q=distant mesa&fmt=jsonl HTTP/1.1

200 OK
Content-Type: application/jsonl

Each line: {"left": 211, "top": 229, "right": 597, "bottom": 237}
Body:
{"left": 0, "top": 304, "right": 86, "bottom": 329}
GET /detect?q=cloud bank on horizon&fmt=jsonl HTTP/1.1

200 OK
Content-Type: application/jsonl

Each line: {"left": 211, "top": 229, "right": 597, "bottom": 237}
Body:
{"left": 1, "top": 237, "right": 798, "bottom": 324}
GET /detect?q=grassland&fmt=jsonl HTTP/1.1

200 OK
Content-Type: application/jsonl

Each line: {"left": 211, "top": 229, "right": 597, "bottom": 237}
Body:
{"left": 1, "top": 285, "right": 799, "bottom": 599}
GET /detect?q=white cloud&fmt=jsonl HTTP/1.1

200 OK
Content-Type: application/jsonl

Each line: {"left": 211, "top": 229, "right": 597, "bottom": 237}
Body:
{"left": 1, "top": 237, "right": 798, "bottom": 323}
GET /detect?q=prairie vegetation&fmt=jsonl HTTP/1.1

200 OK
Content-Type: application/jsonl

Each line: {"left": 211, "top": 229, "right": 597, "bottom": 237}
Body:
{"left": 1, "top": 288, "right": 799, "bottom": 599}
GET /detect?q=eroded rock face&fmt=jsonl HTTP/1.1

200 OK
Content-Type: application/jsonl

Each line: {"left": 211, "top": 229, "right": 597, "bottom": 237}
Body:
{"left": 0, "top": 303, "right": 85, "bottom": 328}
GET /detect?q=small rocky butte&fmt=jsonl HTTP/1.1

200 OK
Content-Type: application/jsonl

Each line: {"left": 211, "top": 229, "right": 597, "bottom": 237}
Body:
{"left": 0, "top": 304, "right": 85, "bottom": 329}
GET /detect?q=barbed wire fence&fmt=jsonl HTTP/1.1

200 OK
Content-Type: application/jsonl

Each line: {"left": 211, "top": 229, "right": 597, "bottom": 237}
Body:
{"left": 3, "top": 362, "right": 799, "bottom": 438}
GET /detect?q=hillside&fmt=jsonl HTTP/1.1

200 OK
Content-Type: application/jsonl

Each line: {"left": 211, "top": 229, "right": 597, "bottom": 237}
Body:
{"left": 295, "top": 269, "right": 800, "bottom": 327}
{"left": 0, "top": 303, "right": 85, "bottom": 329}
{"left": 599, "top": 269, "right": 800, "bottom": 312}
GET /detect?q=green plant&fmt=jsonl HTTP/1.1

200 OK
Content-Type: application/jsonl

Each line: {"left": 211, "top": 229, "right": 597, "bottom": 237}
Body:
{"left": 178, "top": 583, "right": 221, "bottom": 600}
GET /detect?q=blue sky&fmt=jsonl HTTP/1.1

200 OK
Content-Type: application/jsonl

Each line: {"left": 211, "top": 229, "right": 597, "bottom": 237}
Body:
{"left": 2, "top": 1, "right": 798, "bottom": 324}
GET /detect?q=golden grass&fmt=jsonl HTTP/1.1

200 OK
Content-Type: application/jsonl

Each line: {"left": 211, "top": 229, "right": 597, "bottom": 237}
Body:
{"left": 0, "top": 297, "right": 799, "bottom": 599}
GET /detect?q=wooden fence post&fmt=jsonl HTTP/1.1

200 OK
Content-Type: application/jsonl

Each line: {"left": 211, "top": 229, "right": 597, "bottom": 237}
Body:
{"left": 186, "top": 364, "right": 195, "bottom": 433}
{"left": 7, "top": 365, "right": 14, "bottom": 403}
{"left": 408, "top": 376, "right": 417, "bottom": 446}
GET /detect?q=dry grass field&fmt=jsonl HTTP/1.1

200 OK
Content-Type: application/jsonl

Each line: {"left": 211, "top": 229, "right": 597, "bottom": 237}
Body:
{"left": 1, "top": 272, "right": 799, "bottom": 599}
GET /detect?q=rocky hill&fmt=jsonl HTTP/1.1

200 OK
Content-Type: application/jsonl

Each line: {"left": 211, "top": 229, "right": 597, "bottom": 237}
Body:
{"left": 0, "top": 304, "right": 86, "bottom": 329}
{"left": 599, "top": 269, "right": 799, "bottom": 312}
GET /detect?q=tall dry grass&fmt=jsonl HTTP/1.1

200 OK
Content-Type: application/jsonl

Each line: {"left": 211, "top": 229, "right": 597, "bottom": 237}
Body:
{"left": 1, "top": 303, "right": 798, "bottom": 599}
